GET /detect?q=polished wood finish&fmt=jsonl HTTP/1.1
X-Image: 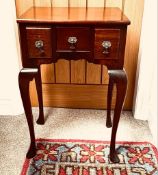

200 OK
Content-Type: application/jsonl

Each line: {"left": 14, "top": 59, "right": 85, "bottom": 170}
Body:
{"left": 56, "top": 27, "right": 91, "bottom": 52}
{"left": 94, "top": 29, "right": 120, "bottom": 60}
{"left": 55, "top": 27, "right": 93, "bottom": 60}
{"left": 34, "top": 67, "right": 45, "bottom": 124}
{"left": 18, "top": 69, "right": 37, "bottom": 158}
{"left": 108, "top": 70, "right": 127, "bottom": 163}
{"left": 17, "top": 7, "right": 130, "bottom": 24}
{"left": 17, "top": 6, "right": 130, "bottom": 162}
{"left": 19, "top": 24, "right": 128, "bottom": 70}
{"left": 16, "top": 0, "right": 144, "bottom": 110}
{"left": 26, "top": 27, "right": 52, "bottom": 58}
{"left": 106, "top": 75, "right": 113, "bottom": 128}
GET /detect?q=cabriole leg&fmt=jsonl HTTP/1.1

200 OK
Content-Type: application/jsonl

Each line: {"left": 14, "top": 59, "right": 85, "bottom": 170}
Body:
{"left": 18, "top": 68, "right": 39, "bottom": 158}
{"left": 108, "top": 70, "right": 127, "bottom": 163}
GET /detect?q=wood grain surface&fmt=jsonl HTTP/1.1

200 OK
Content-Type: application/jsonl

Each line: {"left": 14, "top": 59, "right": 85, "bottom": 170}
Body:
{"left": 71, "top": 60, "right": 86, "bottom": 84}
{"left": 30, "top": 80, "right": 117, "bottom": 109}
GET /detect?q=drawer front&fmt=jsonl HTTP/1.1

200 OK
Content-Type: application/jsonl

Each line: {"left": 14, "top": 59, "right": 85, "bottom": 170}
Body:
{"left": 94, "top": 29, "right": 120, "bottom": 60}
{"left": 56, "top": 27, "right": 91, "bottom": 52}
{"left": 26, "top": 27, "right": 52, "bottom": 58}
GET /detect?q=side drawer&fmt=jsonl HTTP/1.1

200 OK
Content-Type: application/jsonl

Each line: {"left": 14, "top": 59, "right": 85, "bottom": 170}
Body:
{"left": 26, "top": 27, "right": 52, "bottom": 58}
{"left": 94, "top": 29, "right": 120, "bottom": 60}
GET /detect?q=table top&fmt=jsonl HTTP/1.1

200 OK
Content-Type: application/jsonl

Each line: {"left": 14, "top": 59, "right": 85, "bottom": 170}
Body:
{"left": 17, "top": 7, "right": 130, "bottom": 25}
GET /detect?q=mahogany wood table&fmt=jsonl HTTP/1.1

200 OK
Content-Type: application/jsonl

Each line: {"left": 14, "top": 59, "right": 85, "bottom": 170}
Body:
{"left": 17, "top": 7, "right": 130, "bottom": 163}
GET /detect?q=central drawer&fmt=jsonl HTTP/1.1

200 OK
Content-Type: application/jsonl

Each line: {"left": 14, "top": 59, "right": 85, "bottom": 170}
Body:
{"left": 56, "top": 27, "right": 91, "bottom": 52}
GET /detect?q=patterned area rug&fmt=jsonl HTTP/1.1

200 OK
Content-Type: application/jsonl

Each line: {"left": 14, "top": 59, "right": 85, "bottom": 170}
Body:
{"left": 21, "top": 139, "right": 158, "bottom": 175}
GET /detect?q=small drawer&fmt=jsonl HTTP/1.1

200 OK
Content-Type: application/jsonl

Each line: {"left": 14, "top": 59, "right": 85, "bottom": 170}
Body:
{"left": 26, "top": 27, "right": 52, "bottom": 58}
{"left": 94, "top": 29, "right": 120, "bottom": 60}
{"left": 56, "top": 27, "right": 91, "bottom": 52}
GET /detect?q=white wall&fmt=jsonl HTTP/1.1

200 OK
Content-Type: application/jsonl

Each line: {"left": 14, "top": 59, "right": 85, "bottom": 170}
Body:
{"left": 0, "top": 1, "right": 23, "bottom": 115}
{"left": 134, "top": 0, "right": 157, "bottom": 146}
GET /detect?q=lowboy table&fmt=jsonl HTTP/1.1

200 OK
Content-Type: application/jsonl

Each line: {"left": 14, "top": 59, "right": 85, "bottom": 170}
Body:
{"left": 17, "top": 7, "right": 130, "bottom": 163}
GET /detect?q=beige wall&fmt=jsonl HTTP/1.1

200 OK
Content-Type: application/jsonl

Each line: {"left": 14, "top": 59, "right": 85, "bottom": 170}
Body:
{"left": 0, "top": 1, "right": 23, "bottom": 115}
{"left": 134, "top": 0, "right": 157, "bottom": 146}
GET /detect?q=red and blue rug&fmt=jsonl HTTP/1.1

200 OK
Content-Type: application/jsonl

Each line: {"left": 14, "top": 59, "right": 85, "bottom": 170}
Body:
{"left": 21, "top": 139, "right": 158, "bottom": 175}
